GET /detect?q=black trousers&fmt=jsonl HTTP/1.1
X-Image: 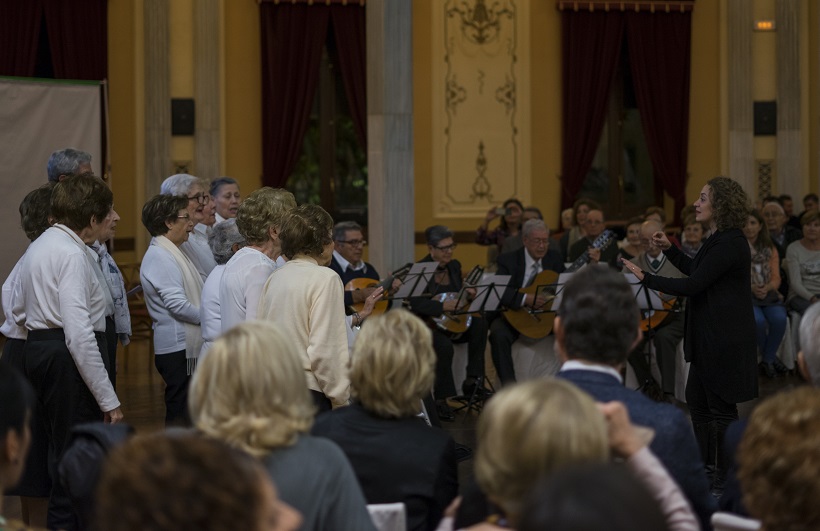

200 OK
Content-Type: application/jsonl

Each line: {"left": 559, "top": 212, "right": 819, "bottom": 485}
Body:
{"left": 154, "top": 350, "right": 191, "bottom": 426}
{"left": 489, "top": 317, "right": 520, "bottom": 385}
{"left": 24, "top": 329, "right": 108, "bottom": 531}
{"left": 104, "top": 316, "right": 118, "bottom": 390}
{"left": 431, "top": 316, "right": 488, "bottom": 399}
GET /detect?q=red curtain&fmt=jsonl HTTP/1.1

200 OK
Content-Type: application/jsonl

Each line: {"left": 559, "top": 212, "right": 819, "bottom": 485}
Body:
{"left": 626, "top": 12, "right": 691, "bottom": 224}
{"left": 330, "top": 5, "right": 367, "bottom": 149}
{"left": 43, "top": 0, "right": 108, "bottom": 80}
{"left": 0, "top": 0, "right": 43, "bottom": 77}
{"left": 560, "top": 12, "right": 624, "bottom": 209}
{"left": 260, "top": 4, "right": 329, "bottom": 188}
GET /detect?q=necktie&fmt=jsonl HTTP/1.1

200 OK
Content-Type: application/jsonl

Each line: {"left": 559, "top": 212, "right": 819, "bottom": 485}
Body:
{"left": 525, "top": 262, "right": 540, "bottom": 287}
{"left": 650, "top": 258, "right": 661, "bottom": 270}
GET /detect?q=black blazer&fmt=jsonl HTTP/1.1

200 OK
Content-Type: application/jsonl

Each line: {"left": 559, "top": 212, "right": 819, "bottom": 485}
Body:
{"left": 496, "top": 247, "right": 565, "bottom": 311}
{"left": 406, "top": 256, "right": 464, "bottom": 318}
{"left": 645, "top": 229, "right": 757, "bottom": 403}
{"left": 312, "top": 404, "right": 458, "bottom": 531}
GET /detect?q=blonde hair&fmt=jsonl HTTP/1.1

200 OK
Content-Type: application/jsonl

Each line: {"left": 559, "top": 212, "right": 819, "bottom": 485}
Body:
{"left": 350, "top": 310, "right": 435, "bottom": 418}
{"left": 235, "top": 187, "right": 296, "bottom": 246}
{"left": 188, "top": 321, "right": 314, "bottom": 457}
{"left": 475, "top": 379, "right": 609, "bottom": 517}
{"left": 738, "top": 387, "right": 820, "bottom": 530}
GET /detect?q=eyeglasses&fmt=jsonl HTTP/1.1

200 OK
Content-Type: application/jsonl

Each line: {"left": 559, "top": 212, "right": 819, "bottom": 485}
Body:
{"left": 188, "top": 193, "right": 210, "bottom": 205}
{"left": 176, "top": 214, "right": 191, "bottom": 220}
{"left": 434, "top": 243, "right": 457, "bottom": 252}
{"left": 528, "top": 238, "right": 549, "bottom": 245}
{"left": 337, "top": 239, "right": 366, "bottom": 247}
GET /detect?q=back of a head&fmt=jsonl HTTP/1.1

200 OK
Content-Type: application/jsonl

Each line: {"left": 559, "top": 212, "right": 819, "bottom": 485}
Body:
{"left": 350, "top": 310, "right": 436, "bottom": 418}
{"left": 518, "top": 463, "right": 668, "bottom": 531}
{"left": 235, "top": 187, "right": 296, "bottom": 245}
{"left": 799, "top": 303, "right": 820, "bottom": 387}
{"left": 278, "top": 204, "right": 333, "bottom": 260}
{"left": 19, "top": 182, "right": 56, "bottom": 241}
{"left": 188, "top": 321, "right": 314, "bottom": 456}
{"left": 47, "top": 148, "right": 92, "bottom": 182}
{"left": 475, "top": 379, "right": 609, "bottom": 519}
{"left": 95, "top": 432, "right": 272, "bottom": 531}
{"left": 160, "top": 173, "right": 201, "bottom": 196}
{"left": 558, "top": 266, "right": 639, "bottom": 367}
{"left": 738, "top": 386, "right": 820, "bottom": 530}
{"left": 208, "top": 218, "right": 245, "bottom": 265}
{"left": 51, "top": 174, "right": 112, "bottom": 233}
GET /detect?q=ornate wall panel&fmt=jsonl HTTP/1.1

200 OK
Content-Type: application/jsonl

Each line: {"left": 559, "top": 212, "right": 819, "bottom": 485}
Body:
{"left": 432, "top": 0, "right": 531, "bottom": 217}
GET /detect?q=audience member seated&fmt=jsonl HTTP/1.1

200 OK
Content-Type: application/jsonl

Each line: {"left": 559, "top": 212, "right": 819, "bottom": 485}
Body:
{"left": 330, "top": 221, "right": 381, "bottom": 309}
{"left": 623, "top": 219, "right": 687, "bottom": 400}
{"left": 558, "top": 198, "right": 600, "bottom": 261}
{"left": 795, "top": 192, "right": 819, "bottom": 225}
{"left": 567, "top": 208, "right": 619, "bottom": 267}
{"left": 618, "top": 216, "right": 644, "bottom": 261}
{"left": 737, "top": 386, "right": 820, "bottom": 531}
{"left": 681, "top": 214, "right": 706, "bottom": 258}
{"left": 489, "top": 219, "right": 564, "bottom": 385}
{"left": 160, "top": 174, "right": 217, "bottom": 280}
{"left": 199, "top": 219, "right": 245, "bottom": 357}
{"left": 407, "top": 226, "right": 489, "bottom": 421}
{"left": 95, "top": 431, "right": 302, "bottom": 531}
{"left": 785, "top": 211, "right": 820, "bottom": 314}
{"left": 743, "top": 210, "right": 788, "bottom": 378}
{"left": 557, "top": 266, "right": 715, "bottom": 528}
{"left": 312, "top": 310, "right": 458, "bottom": 531}
{"left": 517, "top": 463, "right": 668, "bottom": 531}
{"left": 209, "top": 176, "right": 241, "bottom": 223}
{"left": 189, "top": 321, "right": 376, "bottom": 531}
{"left": 0, "top": 363, "right": 38, "bottom": 529}
{"left": 451, "top": 379, "right": 698, "bottom": 531}
{"left": 644, "top": 206, "right": 682, "bottom": 249}
{"left": 476, "top": 199, "right": 525, "bottom": 263}
{"left": 258, "top": 205, "right": 350, "bottom": 412}
{"left": 219, "top": 187, "right": 295, "bottom": 331}
{"left": 500, "top": 206, "right": 543, "bottom": 254}
{"left": 761, "top": 201, "right": 801, "bottom": 260}
{"left": 140, "top": 194, "right": 204, "bottom": 426}
{"left": 780, "top": 193, "right": 802, "bottom": 231}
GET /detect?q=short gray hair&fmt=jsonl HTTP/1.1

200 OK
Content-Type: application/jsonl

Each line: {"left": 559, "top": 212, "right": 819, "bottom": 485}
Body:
{"left": 425, "top": 225, "right": 454, "bottom": 248}
{"left": 210, "top": 177, "right": 238, "bottom": 197}
{"left": 161, "top": 174, "right": 204, "bottom": 196}
{"left": 208, "top": 219, "right": 246, "bottom": 265}
{"left": 800, "top": 303, "right": 820, "bottom": 387}
{"left": 333, "top": 221, "right": 362, "bottom": 242}
{"left": 47, "top": 148, "right": 92, "bottom": 182}
{"left": 522, "top": 218, "right": 549, "bottom": 239}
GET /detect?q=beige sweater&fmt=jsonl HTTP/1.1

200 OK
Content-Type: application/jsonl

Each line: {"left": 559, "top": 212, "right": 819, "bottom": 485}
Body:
{"left": 258, "top": 257, "right": 350, "bottom": 407}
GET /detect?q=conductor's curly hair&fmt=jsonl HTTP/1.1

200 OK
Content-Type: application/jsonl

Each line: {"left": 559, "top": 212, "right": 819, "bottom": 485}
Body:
{"left": 707, "top": 176, "right": 750, "bottom": 231}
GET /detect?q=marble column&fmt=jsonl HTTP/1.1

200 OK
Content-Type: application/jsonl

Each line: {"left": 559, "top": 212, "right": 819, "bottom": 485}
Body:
{"left": 194, "top": 0, "right": 222, "bottom": 181}
{"left": 776, "top": 0, "right": 802, "bottom": 196}
{"left": 727, "top": 0, "right": 755, "bottom": 196}
{"left": 367, "top": 0, "right": 414, "bottom": 273}
{"left": 144, "top": 0, "right": 171, "bottom": 197}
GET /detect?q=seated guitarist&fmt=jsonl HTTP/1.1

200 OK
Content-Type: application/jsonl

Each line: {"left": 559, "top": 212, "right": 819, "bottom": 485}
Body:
{"left": 407, "top": 225, "right": 489, "bottom": 421}
{"left": 329, "top": 221, "right": 381, "bottom": 309}
{"left": 622, "top": 219, "right": 686, "bottom": 400}
{"left": 490, "top": 219, "right": 565, "bottom": 385}
{"left": 568, "top": 209, "right": 619, "bottom": 268}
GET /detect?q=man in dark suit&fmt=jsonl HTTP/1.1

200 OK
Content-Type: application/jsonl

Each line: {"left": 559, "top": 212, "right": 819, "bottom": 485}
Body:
{"left": 489, "top": 219, "right": 564, "bottom": 385}
{"left": 329, "top": 221, "right": 381, "bottom": 309}
{"left": 624, "top": 219, "right": 686, "bottom": 399}
{"left": 555, "top": 266, "right": 716, "bottom": 529}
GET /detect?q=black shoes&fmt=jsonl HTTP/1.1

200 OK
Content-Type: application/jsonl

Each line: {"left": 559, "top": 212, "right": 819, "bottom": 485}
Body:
{"left": 436, "top": 400, "right": 455, "bottom": 422}
{"left": 773, "top": 358, "right": 789, "bottom": 374}
{"left": 759, "top": 362, "right": 776, "bottom": 378}
{"left": 462, "top": 380, "right": 493, "bottom": 401}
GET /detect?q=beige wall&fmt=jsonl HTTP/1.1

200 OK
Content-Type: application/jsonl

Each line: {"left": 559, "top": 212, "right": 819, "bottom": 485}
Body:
{"left": 106, "top": 0, "right": 819, "bottom": 268}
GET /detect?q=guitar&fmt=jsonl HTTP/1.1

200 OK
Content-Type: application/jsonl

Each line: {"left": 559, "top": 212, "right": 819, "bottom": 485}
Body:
{"left": 639, "top": 296, "right": 678, "bottom": 332}
{"left": 502, "top": 270, "right": 559, "bottom": 339}
{"left": 565, "top": 230, "right": 617, "bottom": 273}
{"left": 431, "top": 265, "right": 484, "bottom": 336}
{"left": 345, "top": 263, "right": 412, "bottom": 317}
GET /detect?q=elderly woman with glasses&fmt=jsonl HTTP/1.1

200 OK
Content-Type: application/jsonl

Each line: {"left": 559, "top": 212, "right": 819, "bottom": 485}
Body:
{"left": 407, "top": 225, "right": 489, "bottom": 422}
{"left": 140, "top": 194, "right": 204, "bottom": 426}
{"left": 199, "top": 219, "right": 246, "bottom": 358}
{"left": 161, "top": 174, "right": 216, "bottom": 280}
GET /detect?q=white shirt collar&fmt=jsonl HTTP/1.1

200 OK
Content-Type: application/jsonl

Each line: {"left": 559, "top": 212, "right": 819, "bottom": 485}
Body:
{"left": 332, "top": 250, "right": 366, "bottom": 273}
{"left": 559, "top": 359, "right": 624, "bottom": 383}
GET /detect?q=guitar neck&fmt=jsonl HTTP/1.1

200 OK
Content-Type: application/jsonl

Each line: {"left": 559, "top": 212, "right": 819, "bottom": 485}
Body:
{"left": 566, "top": 230, "right": 614, "bottom": 273}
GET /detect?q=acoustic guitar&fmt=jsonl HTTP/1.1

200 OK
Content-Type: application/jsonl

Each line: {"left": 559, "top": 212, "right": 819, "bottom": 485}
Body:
{"left": 345, "top": 263, "right": 412, "bottom": 317}
{"left": 502, "top": 270, "right": 559, "bottom": 339}
{"left": 639, "top": 296, "right": 678, "bottom": 332}
{"left": 565, "top": 229, "right": 616, "bottom": 273}
{"left": 431, "top": 265, "right": 484, "bottom": 336}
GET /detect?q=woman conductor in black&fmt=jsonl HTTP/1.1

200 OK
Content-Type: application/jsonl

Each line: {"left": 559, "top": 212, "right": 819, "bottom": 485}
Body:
{"left": 622, "top": 176, "right": 756, "bottom": 497}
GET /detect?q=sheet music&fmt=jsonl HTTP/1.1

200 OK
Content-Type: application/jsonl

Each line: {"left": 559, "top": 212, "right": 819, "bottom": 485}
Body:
{"left": 467, "top": 274, "right": 512, "bottom": 313}
{"left": 392, "top": 262, "right": 439, "bottom": 299}
{"left": 623, "top": 272, "right": 664, "bottom": 310}
{"left": 549, "top": 272, "right": 576, "bottom": 311}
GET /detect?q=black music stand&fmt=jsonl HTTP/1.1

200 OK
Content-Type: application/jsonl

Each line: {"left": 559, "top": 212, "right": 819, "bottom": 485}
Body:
{"left": 625, "top": 272, "right": 667, "bottom": 396}
{"left": 450, "top": 274, "right": 511, "bottom": 417}
{"left": 391, "top": 262, "right": 439, "bottom": 301}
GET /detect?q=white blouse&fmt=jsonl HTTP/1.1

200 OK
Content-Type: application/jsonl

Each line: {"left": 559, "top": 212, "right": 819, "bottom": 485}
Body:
{"left": 219, "top": 247, "right": 280, "bottom": 333}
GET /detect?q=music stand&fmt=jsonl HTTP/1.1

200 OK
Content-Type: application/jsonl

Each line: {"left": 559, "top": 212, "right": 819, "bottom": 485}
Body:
{"left": 391, "top": 262, "right": 439, "bottom": 300}
{"left": 624, "top": 272, "right": 666, "bottom": 396}
{"left": 548, "top": 271, "right": 577, "bottom": 313}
